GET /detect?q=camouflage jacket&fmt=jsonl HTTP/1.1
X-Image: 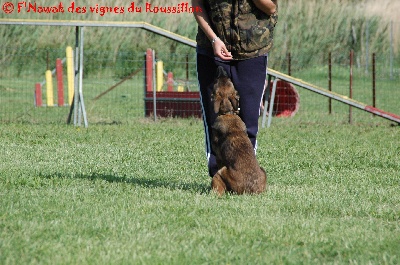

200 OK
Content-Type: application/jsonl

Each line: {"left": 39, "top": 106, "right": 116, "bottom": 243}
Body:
{"left": 196, "top": 0, "right": 278, "bottom": 60}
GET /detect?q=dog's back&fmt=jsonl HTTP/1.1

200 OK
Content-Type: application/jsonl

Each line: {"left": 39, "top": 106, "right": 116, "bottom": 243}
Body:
{"left": 212, "top": 114, "right": 267, "bottom": 195}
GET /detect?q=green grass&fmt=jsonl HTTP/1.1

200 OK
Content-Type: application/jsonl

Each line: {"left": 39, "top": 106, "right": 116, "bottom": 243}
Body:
{"left": 0, "top": 119, "right": 399, "bottom": 264}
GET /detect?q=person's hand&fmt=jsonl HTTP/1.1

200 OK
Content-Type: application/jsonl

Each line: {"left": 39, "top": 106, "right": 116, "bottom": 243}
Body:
{"left": 252, "top": 0, "right": 276, "bottom": 15}
{"left": 212, "top": 38, "right": 233, "bottom": 60}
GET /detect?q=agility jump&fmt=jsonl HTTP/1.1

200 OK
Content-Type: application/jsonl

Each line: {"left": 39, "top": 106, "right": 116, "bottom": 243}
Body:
{"left": 34, "top": 46, "right": 74, "bottom": 107}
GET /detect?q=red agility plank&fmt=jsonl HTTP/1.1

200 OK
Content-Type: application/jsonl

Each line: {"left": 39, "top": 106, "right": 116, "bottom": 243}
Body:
{"left": 365, "top": 106, "right": 400, "bottom": 123}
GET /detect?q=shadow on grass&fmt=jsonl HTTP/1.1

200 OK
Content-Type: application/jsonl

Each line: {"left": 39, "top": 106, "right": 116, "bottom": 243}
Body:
{"left": 43, "top": 172, "right": 211, "bottom": 194}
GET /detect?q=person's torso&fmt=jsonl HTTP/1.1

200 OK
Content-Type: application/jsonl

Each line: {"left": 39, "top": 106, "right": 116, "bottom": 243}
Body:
{"left": 196, "top": 0, "right": 278, "bottom": 60}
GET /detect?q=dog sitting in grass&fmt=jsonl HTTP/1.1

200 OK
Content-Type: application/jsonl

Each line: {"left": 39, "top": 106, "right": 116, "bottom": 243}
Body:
{"left": 210, "top": 66, "right": 267, "bottom": 196}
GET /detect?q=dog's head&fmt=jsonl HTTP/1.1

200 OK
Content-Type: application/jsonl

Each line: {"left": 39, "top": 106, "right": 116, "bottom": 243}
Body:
{"left": 212, "top": 66, "right": 240, "bottom": 115}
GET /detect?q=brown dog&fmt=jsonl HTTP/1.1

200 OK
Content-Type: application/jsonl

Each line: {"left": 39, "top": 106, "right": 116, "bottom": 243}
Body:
{"left": 210, "top": 66, "right": 267, "bottom": 195}
{"left": 211, "top": 66, "right": 240, "bottom": 115}
{"left": 211, "top": 114, "right": 267, "bottom": 195}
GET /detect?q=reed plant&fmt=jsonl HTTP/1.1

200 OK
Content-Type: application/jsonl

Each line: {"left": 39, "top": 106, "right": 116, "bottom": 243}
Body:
{"left": 1, "top": 0, "right": 398, "bottom": 77}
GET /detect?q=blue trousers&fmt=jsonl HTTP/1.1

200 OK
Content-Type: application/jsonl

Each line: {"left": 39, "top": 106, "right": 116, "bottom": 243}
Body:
{"left": 196, "top": 53, "right": 268, "bottom": 177}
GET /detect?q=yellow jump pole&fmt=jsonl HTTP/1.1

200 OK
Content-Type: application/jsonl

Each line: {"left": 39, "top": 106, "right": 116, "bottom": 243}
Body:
{"left": 156, "top": 60, "right": 164, "bottom": 92}
{"left": 66, "top": 46, "right": 74, "bottom": 105}
{"left": 45, "top": 70, "right": 54, "bottom": 107}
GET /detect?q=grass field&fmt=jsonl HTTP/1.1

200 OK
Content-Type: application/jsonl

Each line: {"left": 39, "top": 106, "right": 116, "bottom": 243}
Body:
{"left": 0, "top": 119, "right": 399, "bottom": 264}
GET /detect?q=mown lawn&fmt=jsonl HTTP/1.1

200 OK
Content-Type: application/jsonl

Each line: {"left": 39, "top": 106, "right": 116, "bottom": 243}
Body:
{"left": 0, "top": 118, "right": 399, "bottom": 264}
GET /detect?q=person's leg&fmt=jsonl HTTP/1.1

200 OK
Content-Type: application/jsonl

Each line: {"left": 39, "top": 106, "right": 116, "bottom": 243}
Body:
{"left": 196, "top": 54, "right": 267, "bottom": 177}
{"left": 196, "top": 54, "right": 219, "bottom": 177}
{"left": 228, "top": 55, "right": 268, "bottom": 151}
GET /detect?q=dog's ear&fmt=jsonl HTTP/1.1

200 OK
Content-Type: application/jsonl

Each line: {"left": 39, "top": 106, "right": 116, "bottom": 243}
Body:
{"left": 230, "top": 90, "right": 240, "bottom": 112}
{"left": 230, "top": 98, "right": 238, "bottom": 113}
{"left": 214, "top": 98, "right": 221, "bottom": 114}
{"left": 211, "top": 86, "right": 221, "bottom": 114}
{"left": 211, "top": 86, "right": 216, "bottom": 101}
{"left": 216, "top": 66, "right": 228, "bottom": 79}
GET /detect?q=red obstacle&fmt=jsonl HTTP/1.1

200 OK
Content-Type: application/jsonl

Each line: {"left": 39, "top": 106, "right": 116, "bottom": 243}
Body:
{"left": 35, "top": 83, "right": 42, "bottom": 107}
{"left": 34, "top": 58, "right": 66, "bottom": 107}
{"left": 56, "top": 58, "right": 64, "bottom": 107}
{"left": 267, "top": 80, "right": 300, "bottom": 117}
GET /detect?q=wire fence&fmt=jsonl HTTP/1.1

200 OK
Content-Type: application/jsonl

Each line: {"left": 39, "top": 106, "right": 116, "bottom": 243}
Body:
{"left": 269, "top": 50, "right": 399, "bottom": 124}
{"left": 1, "top": 46, "right": 399, "bottom": 126}
{"left": 1, "top": 15, "right": 399, "bottom": 126}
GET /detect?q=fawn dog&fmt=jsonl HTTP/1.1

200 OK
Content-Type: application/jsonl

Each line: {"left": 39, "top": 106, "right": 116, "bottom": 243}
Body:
{"left": 210, "top": 66, "right": 267, "bottom": 195}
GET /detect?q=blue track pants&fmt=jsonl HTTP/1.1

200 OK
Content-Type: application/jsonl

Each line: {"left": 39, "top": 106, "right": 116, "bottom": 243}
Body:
{"left": 196, "top": 53, "right": 268, "bottom": 177}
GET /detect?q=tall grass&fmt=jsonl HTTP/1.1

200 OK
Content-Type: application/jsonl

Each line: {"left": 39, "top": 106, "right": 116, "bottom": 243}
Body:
{"left": 0, "top": 0, "right": 398, "bottom": 73}
{"left": 273, "top": 0, "right": 390, "bottom": 68}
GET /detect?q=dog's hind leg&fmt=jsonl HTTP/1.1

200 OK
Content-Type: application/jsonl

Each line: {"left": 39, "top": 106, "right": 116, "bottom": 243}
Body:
{"left": 211, "top": 169, "right": 227, "bottom": 196}
{"left": 257, "top": 167, "right": 268, "bottom": 193}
